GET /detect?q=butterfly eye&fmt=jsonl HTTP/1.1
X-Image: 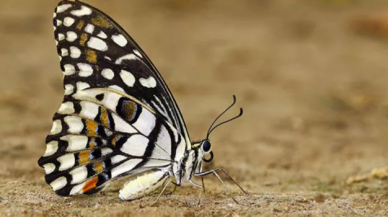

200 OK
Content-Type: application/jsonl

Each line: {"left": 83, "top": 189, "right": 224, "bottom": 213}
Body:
{"left": 201, "top": 140, "right": 211, "bottom": 153}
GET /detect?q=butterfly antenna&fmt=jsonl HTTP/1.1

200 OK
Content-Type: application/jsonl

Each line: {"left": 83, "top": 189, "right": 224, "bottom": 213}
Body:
{"left": 206, "top": 95, "right": 237, "bottom": 138}
{"left": 207, "top": 108, "right": 243, "bottom": 137}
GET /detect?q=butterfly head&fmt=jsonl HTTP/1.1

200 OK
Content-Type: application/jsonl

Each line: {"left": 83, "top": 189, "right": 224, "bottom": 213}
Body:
{"left": 199, "top": 139, "right": 213, "bottom": 163}
{"left": 175, "top": 96, "right": 243, "bottom": 185}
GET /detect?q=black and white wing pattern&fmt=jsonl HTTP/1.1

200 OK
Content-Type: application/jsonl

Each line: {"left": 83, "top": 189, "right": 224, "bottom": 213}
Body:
{"left": 38, "top": 0, "right": 189, "bottom": 196}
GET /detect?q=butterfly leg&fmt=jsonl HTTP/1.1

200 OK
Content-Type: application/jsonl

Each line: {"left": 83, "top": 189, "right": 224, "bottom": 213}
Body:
{"left": 196, "top": 177, "right": 206, "bottom": 206}
{"left": 164, "top": 183, "right": 177, "bottom": 196}
{"left": 197, "top": 186, "right": 203, "bottom": 206}
{"left": 190, "top": 179, "right": 202, "bottom": 187}
{"left": 194, "top": 168, "right": 248, "bottom": 204}
{"left": 150, "top": 179, "right": 172, "bottom": 207}
{"left": 196, "top": 168, "right": 248, "bottom": 195}
{"left": 201, "top": 176, "right": 206, "bottom": 193}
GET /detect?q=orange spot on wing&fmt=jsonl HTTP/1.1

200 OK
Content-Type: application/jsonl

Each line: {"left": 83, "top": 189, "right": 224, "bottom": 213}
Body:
{"left": 111, "top": 135, "right": 121, "bottom": 147}
{"left": 91, "top": 15, "right": 113, "bottom": 28}
{"left": 122, "top": 101, "right": 136, "bottom": 121}
{"left": 79, "top": 150, "right": 91, "bottom": 165}
{"left": 93, "top": 162, "right": 104, "bottom": 173}
{"left": 79, "top": 33, "right": 88, "bottom": 46}
{"left": 85, "top": 49, "right": 97, "bottom": 63}
{"left": 82, "top": 176, "right": 98, "bottom": 193}
{"left": 85, "top": 120, "right": 98, "bottom": 137}
{"left": 76, "top": 20, "right": 84, "bottom": 30}
{"left": 89, "top": 138, "right": 96, "bottom": 148}
{"left": 100, "top": 107, "right": 110, "bottom": 127}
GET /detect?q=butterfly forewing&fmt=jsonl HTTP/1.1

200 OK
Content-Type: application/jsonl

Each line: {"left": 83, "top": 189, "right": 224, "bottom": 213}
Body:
{"left": 38, "top": 0, "right": 188, "bottom": 196}
{"left": 53, "top": 0, "right": 189, "bottom": 139}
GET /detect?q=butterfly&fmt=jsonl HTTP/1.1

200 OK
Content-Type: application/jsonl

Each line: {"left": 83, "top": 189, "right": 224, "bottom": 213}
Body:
{"left": 38, "top": 0, "right": 246, "bottom": 202}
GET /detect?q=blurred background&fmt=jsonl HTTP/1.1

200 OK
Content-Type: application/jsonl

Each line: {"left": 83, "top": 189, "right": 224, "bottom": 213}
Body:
{"left": 1, "top": 0, "right": 388, "bottom": 215}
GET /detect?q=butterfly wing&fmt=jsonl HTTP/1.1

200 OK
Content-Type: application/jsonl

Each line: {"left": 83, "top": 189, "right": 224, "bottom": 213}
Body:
{"left": 52, "top": 0, "right": 190, "bottom": 142}
{"left": 38, "top": 0, "right": 188, "bottom": 196}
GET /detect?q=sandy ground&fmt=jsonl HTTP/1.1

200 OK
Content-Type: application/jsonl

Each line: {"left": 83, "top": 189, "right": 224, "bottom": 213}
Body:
{"left": 1, "top": 0, "right": 388, "bottom": 216}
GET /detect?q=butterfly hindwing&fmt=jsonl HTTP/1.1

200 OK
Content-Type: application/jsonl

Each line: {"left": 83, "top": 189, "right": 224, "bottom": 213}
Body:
{"left": 38, "top": 0, "right": 189, "bottom": 196}
{"left": 38, "top": 89, "right": 185, "bottom": 195}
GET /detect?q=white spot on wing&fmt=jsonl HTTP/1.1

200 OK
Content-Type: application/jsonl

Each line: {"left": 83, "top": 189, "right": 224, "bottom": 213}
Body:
{"left": 121, "top": 135, "right": 149, "bottom": 156}
{"left": 111, "top": 155, "right": 127, "bottom": 164}
{"left": 66, "top": 31, "right": 77, "bottom": 42}
{"left": 62, "top": 135, "right": 89, "bottom": 152}
{"left": 61, "top": 48, "right": 69, "bottom": 57}
{"left": 64, "top": 17, "right": 75, "bottom": 27}
{"left": 70, "top": 46, "right": 81, "bottom": 59}
{"left": 58, "top": 101, "right": 75, "bottom": 114}
{"left": 104, "top": 128, "right": 113, "bottom": 137}
{"left": 57, "top": 4, "right": 72, "bottom": 13}
{"left": 70, "top": 166, "right": 88, "bottom": 184}
{"left": 63, "top": 64, "right": 75, "bottom": 75}
{"left": 139, "top": 77, "right": 157, "bottom": 88}
{"left": 97, "top": 31, "right": 107, "bottom": 39}
{"left": 58, "top": 33, "right": 65, "bottom": 41}
{"left": 50, "top": 120, "right": 62, "bottom": 135}
{"left": 88, "top": 37, "right": 108, "bottom": 51}
{"left": 56, "top": 19, "right": 63, "bottom": 26}
{"left": 44, "top": 163, "right": 56, "bottom": 174}
{"left": 102, "top": 148, "right": 113, "bottom": 156}
{"left": 77, "top": 63, "right": 93, "bottom": 77}
{"left": 101, "top": 68, "right": 114, "bottom": 80}
{"left": 112, "top": 34, "right": 128, "bottom": 47}
{"left": 111, "top": 159, "right": 142, "bottom": 178}
{"left": 57, "top": 154, "right": 76, "bottom": 171}
{"left": 43, "top": 141, "right": 59, "bottom": 157}
{"left": 76, "top": 82, "right": 90, "bottom": 90}
{"left": 120, "top": 70, "right": 135, "bottom": 87}
{"left": 79, "top": 101, "right": 99, "bottom": 120}
{"left": 71, "top": 5, "right": 92, "bottom": 17}
{"left": 85, "top": 24, "right": 95, "bottom": 34}
{"left": 65, "top": 84, "right": 74, "bottom": 95}
{"left": 116, "top": 54, "right": 137, "bottom": 64}
{"left": 64, "top": 116, "right": 84, "bottom": 134}
{"left": 50, "top": 176, "right": 67, "bottom": 191}
{"left": 102, "top": 92, "right": 121, "bottom": 110}
{"left": 70, "top": 183, "right": 85, "bottom": 195}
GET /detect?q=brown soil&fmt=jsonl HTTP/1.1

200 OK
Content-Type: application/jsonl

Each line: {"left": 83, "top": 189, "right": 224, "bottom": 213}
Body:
{"left": 1, "top": 0, "right": 388, "bottom": 216}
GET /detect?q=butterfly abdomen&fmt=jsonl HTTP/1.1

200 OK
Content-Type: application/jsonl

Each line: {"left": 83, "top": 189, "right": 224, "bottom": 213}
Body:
{"left": 119, "top": 169, "right": 169, "bottom": 201}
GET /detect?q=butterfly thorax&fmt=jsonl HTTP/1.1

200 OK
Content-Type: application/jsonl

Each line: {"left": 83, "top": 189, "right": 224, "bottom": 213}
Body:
{"left": 173, "top": 140, "right": 210, "bottom": 185}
